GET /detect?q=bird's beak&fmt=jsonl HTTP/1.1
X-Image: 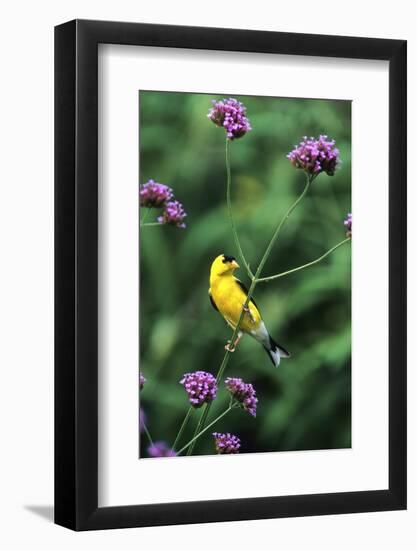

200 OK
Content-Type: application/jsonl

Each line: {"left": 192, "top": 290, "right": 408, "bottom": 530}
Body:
{"left": 231, "top": 260, "right": 240, "bottom": 269}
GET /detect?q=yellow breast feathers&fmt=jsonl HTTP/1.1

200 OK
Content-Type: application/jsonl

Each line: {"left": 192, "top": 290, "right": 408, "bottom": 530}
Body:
{"left": 209, "top": 254, "right": 261, "bottom": 333}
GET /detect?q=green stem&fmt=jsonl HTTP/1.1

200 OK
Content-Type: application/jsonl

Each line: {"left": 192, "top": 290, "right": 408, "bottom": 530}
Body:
{"left": 254, "top": 173, "right": 312, "bottom": 278}
{"left": 172, "top": 406, "right": 193, "bottom": 451}
{"left": 226, "top": 139, "right": 254, "bottom": 280}
{"left": 258, "top": 237, "right": 351, "bottom": 283}
{"left": 178, "top": 406, "right": 234, "bottom": 455}
{"left": 142, "top": 423, "right": 154, "bottom": 446}
{"left": 140, "top": 207, "right": 152, "bottom": 227}
{"left": 141, "top": 222, "right": 162, "bottom": 227}
{"left": 187, "top": 404, "right": 207, "bottom": 456}
{"left": 189, "top": 174, "right": 314, "bottom": 454}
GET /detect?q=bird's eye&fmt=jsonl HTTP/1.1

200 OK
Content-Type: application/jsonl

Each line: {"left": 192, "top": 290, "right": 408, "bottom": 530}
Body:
{"left": 222, "top": 255, "right": 236, "bottom": 264}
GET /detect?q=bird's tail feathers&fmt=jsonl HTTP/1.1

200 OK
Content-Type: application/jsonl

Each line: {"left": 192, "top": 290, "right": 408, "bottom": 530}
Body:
{"left": 264, "top": 335, "right": 290, "bottom": 367}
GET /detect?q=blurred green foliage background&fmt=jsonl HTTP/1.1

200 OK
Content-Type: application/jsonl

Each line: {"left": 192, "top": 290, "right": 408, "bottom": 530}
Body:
{"left": 139, "top": 91, "right": 351, "bottom": 457}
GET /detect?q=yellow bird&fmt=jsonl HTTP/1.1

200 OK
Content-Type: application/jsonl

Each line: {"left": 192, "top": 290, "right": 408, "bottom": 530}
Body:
{"left": 209, "top": 254, "right": 290, "bottom": 367}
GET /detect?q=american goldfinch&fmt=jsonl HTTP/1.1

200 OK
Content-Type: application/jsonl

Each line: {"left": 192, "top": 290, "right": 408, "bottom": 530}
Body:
{"left": 209, "top": 254, "right": 290, "bottom": 367}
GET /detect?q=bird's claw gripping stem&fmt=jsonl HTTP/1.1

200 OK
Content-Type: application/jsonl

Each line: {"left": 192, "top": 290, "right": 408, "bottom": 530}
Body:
{"left": 243, "top": 304, "right": 256, "bottom": 324}
{"left": 225, "top": 333, "right": 242, "bottom": 353}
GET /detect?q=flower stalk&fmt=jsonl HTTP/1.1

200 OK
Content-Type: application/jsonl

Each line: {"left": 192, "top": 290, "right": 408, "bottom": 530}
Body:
{"left": 172, "top": 406, "right": 193, "bottom": 451}
{"left": 257, "top": 237, "right": 351, "bottom": 283}
{"left": 178, "top": 404, "right": 237, "bottom": 455}
{"left": 140, "top": 207, "right": 152, "bottom": 227}
{"left": 226, "top": 139, "right": 254, "bottom": 279}
{"left": 142, "top": 423, "right": 154, "bottom": 446}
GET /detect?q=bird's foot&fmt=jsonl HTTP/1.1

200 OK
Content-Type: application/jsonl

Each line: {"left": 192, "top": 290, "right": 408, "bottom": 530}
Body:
{"left": 225, "top": 341, "right": 236, "bottom": 352}
{"left": 225, "top": 333, "right": 243, "bottom": 352}
{"left": 243, "top": 304, "right": 256, "bottom": 324}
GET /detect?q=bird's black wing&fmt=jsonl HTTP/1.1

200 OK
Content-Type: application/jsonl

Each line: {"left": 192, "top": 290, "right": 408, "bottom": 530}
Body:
{"left": 208, "top": 289, "right": 219, "bottom": 311}
{"left": 236, "top": 279, "right": 259, "bottom": 309}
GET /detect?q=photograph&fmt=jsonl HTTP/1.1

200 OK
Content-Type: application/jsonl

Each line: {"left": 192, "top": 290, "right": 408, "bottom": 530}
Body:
{"left": 0, "top": 1, "right": 410, "bottom": 544}
{"left": 138, "top": 91, "right": 352, "bottom": 458}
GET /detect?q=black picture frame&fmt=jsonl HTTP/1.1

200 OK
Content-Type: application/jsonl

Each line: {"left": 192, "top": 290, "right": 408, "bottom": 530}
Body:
{"left": 55, "top": 19, "right": 407, "bottom": 531}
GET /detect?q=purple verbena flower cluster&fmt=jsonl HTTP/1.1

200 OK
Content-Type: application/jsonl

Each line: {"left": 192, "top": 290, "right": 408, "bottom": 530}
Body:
{"left": 180, "top": 371, "right": 217, "bottom": 408}
{"left": 139, "top": 179, "right": 173, "bottom": 208}
{"left": 225, "top": 377, "right": 258, "bottom": 417}
{"left": 208, "top": 98, "right": 252, "bottom": 140}
{"left": 139, "top": 372, "right": 146, "bottom": 391}
{"left": 344, "top": 212, "right": 352, "bottom": 237}
{"left": 287, "top": 135, "right": 340, "bottom": 177}
{"left": 213, "top": 432, "right": 241, "bottom": 454}
{"left": 140, "top": 179, "right": 187, "bottom": 229}
{"left": 158, "top": 200, "right": 187, "bottom": 229}
{"left": 147, "top": 441, "right": 177, "bottom": 458}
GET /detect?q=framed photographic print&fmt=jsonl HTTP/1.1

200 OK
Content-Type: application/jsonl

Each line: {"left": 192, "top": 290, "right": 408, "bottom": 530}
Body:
{"left": 55, "top": 19, "right": 407, "bottom": 530}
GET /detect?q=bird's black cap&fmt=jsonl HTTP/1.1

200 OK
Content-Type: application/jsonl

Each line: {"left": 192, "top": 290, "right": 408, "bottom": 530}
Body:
{"left": 222, "top": 255, "right": 236, "bottom": 263}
